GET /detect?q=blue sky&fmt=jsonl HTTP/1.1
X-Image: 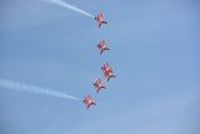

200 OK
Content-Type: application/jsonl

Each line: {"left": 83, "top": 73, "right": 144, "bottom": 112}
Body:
{"left": 0, "top": 0, "right": 200, "bottom": 134}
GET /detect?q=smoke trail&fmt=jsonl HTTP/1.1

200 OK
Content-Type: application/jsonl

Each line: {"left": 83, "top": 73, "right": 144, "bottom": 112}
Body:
{"left": 0, "top": 78, "right": 79, "bottom": 101}
{"left": 47, "top": 0, "right": 94, "bottom": 18}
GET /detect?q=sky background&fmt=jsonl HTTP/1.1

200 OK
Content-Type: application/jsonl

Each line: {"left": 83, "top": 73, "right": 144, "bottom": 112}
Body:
{"left": 0, "top": 0, "right": 200, "bottom": 134}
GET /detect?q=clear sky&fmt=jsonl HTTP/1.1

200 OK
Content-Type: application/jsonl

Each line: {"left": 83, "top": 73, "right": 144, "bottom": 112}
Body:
{"left": 0, "top": 0, "right": 200, "bottom": 134}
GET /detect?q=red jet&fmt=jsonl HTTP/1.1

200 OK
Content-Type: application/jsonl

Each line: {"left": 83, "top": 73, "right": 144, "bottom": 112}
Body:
{"left": 83, "top": 95, "right": 96, "bottom": 109}
{"left": 95, "top": 12, "right": 108, "bottom": 28}
{"left": 93, "top": 78, "right": 106, "bottom": 93}
{"left": 101, "top": 63, "right": 116, "bottom": 81}
{"left": 97, "top": 40, "right": 110, "bottom": 55}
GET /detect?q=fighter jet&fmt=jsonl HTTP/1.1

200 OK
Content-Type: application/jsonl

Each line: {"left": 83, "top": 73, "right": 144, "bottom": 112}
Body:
{"left": 83, "top": 95, "right": 96, "bottom": 109}
{"left": 97, "top": 40, "right": 110, "bottom": 55}
{"left": 101, "top": 63, "right": 116, "bottom": 81}
{"left": 95, "top": 12, "right": 108, "bottom": 28}
{"left": 93, "top": 78, "right": 106, "bottom": 93}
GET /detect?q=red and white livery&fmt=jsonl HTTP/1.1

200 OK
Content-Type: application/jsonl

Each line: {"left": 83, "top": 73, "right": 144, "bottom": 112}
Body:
{"left": 97, "top": 40, "right": 110, "bottom": 54}
{"left": 101, "top": 63, "right": 116, "bottom": 81}
{"left": 95, "top": 12, "right": 108, "bottom": 28}
{"left": 93, "top": 78, "right": 106, "bottom": 93}
{"left": 83, "top": 95, "right": 96, "bottom": 109}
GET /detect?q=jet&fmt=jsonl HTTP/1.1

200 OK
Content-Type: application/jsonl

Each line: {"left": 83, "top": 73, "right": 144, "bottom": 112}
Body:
{"left": 83, "top": 95, "right": 96, "bottom": 109}
{"left": 95, "top": 12, "right": 108, "bottom": 28}
{"left": 93, "top": 78, "right": 106, "bottom": 93}
{"left": 97, "top": 40, "right": 110, "bottom": 55}
{"left": 101, "top": 63, "right": 116, "bottom": 81}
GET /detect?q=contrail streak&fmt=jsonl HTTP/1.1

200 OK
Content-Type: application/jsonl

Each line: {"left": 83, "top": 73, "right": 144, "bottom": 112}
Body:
{"left": 47, "top": 0, "right": 94, "bottom": 18}
{"left": 0, "top": 78, "right": 79, "bottom": 101}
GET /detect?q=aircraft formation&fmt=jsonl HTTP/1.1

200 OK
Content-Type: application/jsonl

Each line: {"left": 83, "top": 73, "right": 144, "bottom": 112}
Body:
{"left": 0, "top": 0, "right": 116, "bottom": 110}
{"left": 83, "top": 12, "right": 117, "bottom": 110}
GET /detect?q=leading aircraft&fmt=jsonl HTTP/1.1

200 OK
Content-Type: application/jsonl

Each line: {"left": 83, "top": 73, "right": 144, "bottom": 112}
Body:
{"left": 95, "top": 12, "right": 108, "bottom": 28}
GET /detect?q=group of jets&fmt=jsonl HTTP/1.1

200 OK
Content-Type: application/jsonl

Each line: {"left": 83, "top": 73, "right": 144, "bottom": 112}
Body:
{"left": 83, "top": 12, "right": 116, "bottom": 109}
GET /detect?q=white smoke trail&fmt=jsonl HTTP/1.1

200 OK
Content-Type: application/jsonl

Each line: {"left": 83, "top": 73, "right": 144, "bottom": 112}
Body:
{"left": 0, "top": 78, "right": 79, "bottom": 101}
{"left": 47, "top": 0, "right": 94, "bottom": 18}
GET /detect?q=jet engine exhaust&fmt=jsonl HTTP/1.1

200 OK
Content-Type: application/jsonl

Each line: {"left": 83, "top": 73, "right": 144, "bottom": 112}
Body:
{"left": 0, "top": 78, "right": 79, "bottom": 101}
{"left": 47, "top": 0, "right": 94, "bottom": 18}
